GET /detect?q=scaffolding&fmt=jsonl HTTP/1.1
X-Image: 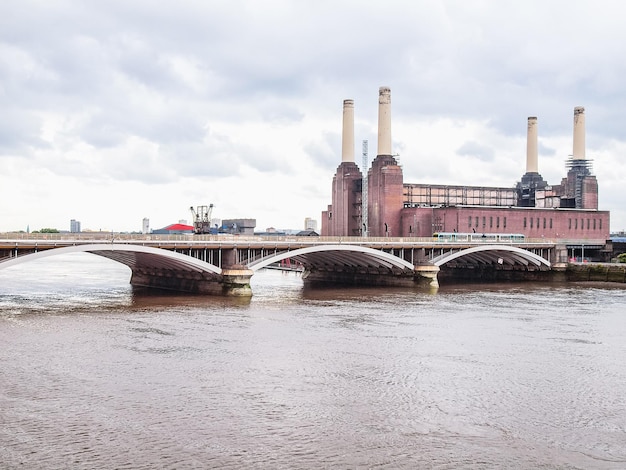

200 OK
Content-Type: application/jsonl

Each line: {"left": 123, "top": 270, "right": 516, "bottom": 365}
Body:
{"left": 565, "top": 158, "right": 593, "bottom": 209}
{"left": 361, "top": 140, "right": 369, "bottom": 236}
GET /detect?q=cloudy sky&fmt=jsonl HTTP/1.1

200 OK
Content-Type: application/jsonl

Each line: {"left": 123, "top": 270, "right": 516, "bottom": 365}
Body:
{"left": 2, "top": 0, "right": 625, "bottom": 234}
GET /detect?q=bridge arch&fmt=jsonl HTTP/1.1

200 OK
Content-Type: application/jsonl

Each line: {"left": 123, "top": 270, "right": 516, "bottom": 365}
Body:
{"left": 247, "top": 244, "right": 415, "bottom": 272}
{"left": 431, "top": 245, "right": 551, "bottom": 269}
{"left": 0, "top": 244, "right": 223, "bottom": 276}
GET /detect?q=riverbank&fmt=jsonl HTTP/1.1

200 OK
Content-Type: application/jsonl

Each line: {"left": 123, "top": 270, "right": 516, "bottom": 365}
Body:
{"left": 566, "top": 263, "right": 626, "bottom": 283}
{"left": 437, "top": 262, "right": 626, "bottom": 285}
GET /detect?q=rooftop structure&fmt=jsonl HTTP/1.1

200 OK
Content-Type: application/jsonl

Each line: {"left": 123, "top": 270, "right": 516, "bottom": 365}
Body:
{"left": 152, "top": 223, "right": 195, "bottom": 235}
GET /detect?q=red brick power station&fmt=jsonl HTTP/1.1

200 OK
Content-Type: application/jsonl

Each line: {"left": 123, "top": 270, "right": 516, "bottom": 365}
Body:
{"left": 321, "top": 87, "right": 609, "bottom": 240}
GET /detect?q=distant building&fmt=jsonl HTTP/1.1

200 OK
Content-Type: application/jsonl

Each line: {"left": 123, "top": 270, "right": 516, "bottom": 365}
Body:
{"left": 70, "top": 219, "right": 81, "bottom": 233}
{"left": 304, "top": 217, "right": 318, "bottom": 231}
{"left": 152, "top": 223, "right": 195, "bottom": 235}
{"left": 296, "top": 229, "right": 319, "bottom": 236}
{"left": 142, "top": 218, "right": 150, "bottom": 234}
{"left": 256, "top": 229, "right": 287, "bottom": 236}
{"left": 221, "top": 219, "right": 256, "bottom": 235}
{"left": 610, "top": 237, "right": 626, "bottom": 258}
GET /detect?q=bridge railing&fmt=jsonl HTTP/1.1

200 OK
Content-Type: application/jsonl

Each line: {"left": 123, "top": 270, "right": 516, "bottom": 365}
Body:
{"left": 0, "top": 232, "right": 606, "bottom": 247}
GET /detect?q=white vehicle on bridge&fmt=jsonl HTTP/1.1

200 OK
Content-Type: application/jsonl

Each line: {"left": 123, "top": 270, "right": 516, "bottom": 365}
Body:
{"left": 434, "top": 232, "right": 526, "bottom": 243}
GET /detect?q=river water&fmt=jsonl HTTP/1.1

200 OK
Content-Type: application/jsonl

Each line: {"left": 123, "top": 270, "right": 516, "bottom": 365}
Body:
{"left": 1, "top": 253, "right": 625, "bottom": 469}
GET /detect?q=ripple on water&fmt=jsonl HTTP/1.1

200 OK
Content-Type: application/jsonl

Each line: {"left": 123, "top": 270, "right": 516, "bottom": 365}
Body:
{"left": 1, "top": 261, "right": 626, "bottom": 468}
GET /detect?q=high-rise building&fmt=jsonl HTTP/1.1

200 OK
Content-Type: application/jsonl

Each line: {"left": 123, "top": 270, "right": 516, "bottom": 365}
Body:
{"left": 142, "top": 218, "right": 150, "bottom": 234}
{"left": 304, "top": 217, "right": 318, "bottom": 231}
{"left": 70, "top": 219, "right": 81, "bottom": 233}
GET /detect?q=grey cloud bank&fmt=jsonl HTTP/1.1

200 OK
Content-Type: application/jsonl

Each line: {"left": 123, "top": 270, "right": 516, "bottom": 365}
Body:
{"left": 1, "top": 0, "right": 625, "bottom": 232}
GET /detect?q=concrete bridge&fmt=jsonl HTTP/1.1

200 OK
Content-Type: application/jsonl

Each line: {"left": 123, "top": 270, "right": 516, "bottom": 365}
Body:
{"left": 0, "top": 233, "right": 604, "bottom": 296}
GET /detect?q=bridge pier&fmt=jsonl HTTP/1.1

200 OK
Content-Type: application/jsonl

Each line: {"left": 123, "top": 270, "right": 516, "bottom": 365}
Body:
{"left": 300, "top": 266, "right": 442, "bottom": 290}
{"left": 414, "top": 265, "right": 440, "bottom": 288}
{"left": 221, "top": 267, "right": 253, "bottom": 297}
{"left": 130, "top": 267, "right": 253, "bottom": 297}
{"left": 302, "top": 268, "right": 418, "bottom": 288}
{"left": 219, "top": 249, "right": 254, "bottom": 296}
{"left": 129, "top": 270, "right": 222, "bottom": 295}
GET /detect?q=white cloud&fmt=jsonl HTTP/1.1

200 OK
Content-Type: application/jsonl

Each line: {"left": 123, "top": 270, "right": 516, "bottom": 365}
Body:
{"left": 1, "top": 0, "right": 626, "bottom": 233}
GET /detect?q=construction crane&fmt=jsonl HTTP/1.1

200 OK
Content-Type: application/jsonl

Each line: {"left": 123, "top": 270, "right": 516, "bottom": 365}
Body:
{"left": 190, "top": 204, "right": 214, "bottom": 234}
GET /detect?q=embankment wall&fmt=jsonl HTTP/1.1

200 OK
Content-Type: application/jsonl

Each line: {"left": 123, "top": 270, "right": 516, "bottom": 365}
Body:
{"left": 565, "top": 263, "right": 626, "bottom": 283}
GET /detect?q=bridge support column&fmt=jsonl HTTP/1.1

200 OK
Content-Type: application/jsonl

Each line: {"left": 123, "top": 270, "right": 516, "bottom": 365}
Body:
{"left": 552, "top": 244, "right": 569, "bottom": 264}
{"left": 414, "top": 265, "right": 440, "bottom": 288}
{"left": 221, "top": 267, "right": 253, "bottom": 297}
{"left": 130, "top": 270, "right": 227, "bottom": 295}
{"left": 130, "top": 268, "right": 253, "bottom": 296}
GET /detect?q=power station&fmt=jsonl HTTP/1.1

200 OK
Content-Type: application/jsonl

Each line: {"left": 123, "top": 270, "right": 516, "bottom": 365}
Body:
{"left": 322, "top": 87, "right": 609, "bottom": 240}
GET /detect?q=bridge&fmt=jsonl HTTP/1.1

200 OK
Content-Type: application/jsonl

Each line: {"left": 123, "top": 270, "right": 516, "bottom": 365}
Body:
{"left": 0, "top": 233, "right": 604, "bottom": 296}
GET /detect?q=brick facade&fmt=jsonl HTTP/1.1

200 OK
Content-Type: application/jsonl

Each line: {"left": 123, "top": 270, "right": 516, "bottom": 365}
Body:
{"left": 367, "top": 155, "right": 403, "bottom": 237}
{"left": 323, "top": 162, "right": 363, "bottom": 236}
{"left": 400, "top": 206, "right": 610, "bottom": 239}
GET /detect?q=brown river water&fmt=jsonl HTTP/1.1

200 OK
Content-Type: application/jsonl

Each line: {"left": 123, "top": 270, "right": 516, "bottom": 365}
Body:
{"left": 1, "top": 253, "right": 625, "bottom": 469}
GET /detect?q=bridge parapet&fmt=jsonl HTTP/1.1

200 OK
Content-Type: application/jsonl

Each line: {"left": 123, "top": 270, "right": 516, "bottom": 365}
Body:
{"left": 3, "top": 232, "right": 590, "bottom": 245}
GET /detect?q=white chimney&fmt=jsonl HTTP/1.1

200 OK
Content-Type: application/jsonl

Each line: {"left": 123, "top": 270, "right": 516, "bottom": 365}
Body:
{"left": 341, "top": 99, "right": 355, "bottom": 163}
{"left": 526, "top": 116, "right": 538, "bottom": 173}
{"left": 573, "top": 106, "right": 585, "bottom": 160}
{"left": 377, "top": 86, "right": 392, "bottom": 156}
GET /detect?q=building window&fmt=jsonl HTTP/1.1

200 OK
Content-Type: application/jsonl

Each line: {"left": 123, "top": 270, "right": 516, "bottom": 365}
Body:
{"left": 587, "top": 219, "right": 590, "bottom": 230}
{"left": 537, "top": 218, "right": 540, "bottom": 229}
{"left": 530, "top": 218, "right": 533, "bottom": 229}
{"left": 600, "top": 219, "right": 602, "bottom": 230}
{"left": 543, "top": 218, "right": 546, "bottom": 229}
{"left": 468, "top": 216, "right": 472, "bottom": 228}
{"left": 550, "top": 218, "right": 553, "bottom": 229}
{"left": 503, "top": 217, "right": 507, "bottom": 228}
{"left": 569, "top": 218, "right": 572, "bottom": 229}
{"left": 482, "top": 217, "right": 486, "bottom": 227}
{"left": 593, "top": 219, "right": 596, "bottom": 230}
{"left": 524, "top": 217, "right": 527, "bottom": 228}
{"left": 497, "top": 216, "right": 500, "bottom": 228}
{"left": 575, "top": 219, "right": 578, "bottom": 230}
{"left": 475, "top": 217, "right": 479, "bottom": 227}
{"left": 490, "top": 216, "right": 493, "bottom": 228}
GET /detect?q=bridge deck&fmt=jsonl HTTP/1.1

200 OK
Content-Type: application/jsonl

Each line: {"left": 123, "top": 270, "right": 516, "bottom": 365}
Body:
{"left": 1, "top": 233, "right": 605, "bottom": 295}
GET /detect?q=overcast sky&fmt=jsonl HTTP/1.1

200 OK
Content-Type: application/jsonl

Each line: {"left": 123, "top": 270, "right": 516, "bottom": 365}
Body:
{"left": 2, "top": 0, "right": 625, "bottom": 233}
